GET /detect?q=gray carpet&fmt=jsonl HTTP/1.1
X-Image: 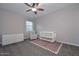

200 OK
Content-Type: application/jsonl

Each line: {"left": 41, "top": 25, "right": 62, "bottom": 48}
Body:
{"left": 0, "top": 39, "right": 79, "bottom": 56}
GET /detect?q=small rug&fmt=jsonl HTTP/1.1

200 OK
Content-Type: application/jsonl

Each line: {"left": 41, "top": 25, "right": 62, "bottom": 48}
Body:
{"left": 30, "top": 39, "right": 62, "bottom": 54}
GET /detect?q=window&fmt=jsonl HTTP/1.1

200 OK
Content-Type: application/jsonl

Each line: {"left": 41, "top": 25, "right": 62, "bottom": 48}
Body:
{"left": 26, "top": 21, "right": 33, "bottom": 32}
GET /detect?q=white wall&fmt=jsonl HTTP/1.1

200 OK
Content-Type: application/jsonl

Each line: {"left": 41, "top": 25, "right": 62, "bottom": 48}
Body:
{"left": 0, "top": 9, "right": 27, "bottom": 43}
{"left": 0, "top": 11, "right": 2, "bottom": 43}
{"left": 2, "top": 10, "right": 25, "bottom": 34}
{"left": 36, "top": 4, "right": 79, "bottom": 46}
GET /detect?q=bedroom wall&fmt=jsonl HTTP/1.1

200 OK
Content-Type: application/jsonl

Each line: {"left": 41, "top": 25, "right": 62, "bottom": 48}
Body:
{"left": 36, "top": 4, "right": 79, "bottom": 46}
{"left": 2, "top": 10, "right": 25, "bottom": 34}
{"left": 0, "top": 9, "right": 26, "bottom": 43}
{"left": 0, "top": 11, "right": 2, "bottom": 44}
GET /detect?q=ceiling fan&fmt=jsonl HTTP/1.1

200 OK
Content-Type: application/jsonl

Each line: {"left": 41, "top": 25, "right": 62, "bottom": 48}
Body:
{"left": 25, "top": 3, "right": 44, "bottom": 14}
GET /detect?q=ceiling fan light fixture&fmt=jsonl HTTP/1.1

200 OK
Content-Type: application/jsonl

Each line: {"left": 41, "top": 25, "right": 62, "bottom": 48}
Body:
{"left": 32, "top": 8, "right": 37, "bottom": 11}
{"left": 25, "top": 3, "right": 44, "bottom": 14}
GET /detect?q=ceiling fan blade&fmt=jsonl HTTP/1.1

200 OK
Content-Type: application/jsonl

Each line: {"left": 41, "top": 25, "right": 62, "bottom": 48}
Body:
{"left": 34, "top": 11, "right": 37, "bottom": 14}
{"left": 37, "top": 8, "right": 44, "bottom": 11}
{"left": 25, "top": 3, "right": 32, "bottom": 7}
{"left": 26, "top": 9, "right": 31, "bottom": 12}
{"left": 36, "top": 3, "right": 39, "bottom": 7}
{"left": 32, "top": 3, "right": 35, "bottom": 7}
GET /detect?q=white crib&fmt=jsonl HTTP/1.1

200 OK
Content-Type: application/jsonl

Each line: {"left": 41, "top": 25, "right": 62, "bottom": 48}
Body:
{"left": 39, "top": 31, "right": 56, "bottom": 42}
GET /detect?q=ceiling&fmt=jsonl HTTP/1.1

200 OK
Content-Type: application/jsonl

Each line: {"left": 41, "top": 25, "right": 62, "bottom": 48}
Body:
{"left": 0, "top": 3, "right": 74, "bottom": 20}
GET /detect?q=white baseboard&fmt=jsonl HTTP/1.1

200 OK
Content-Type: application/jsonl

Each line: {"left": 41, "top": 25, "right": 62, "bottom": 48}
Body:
{"left": 57, "top": 40, "right": 79, "bottom": 47}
